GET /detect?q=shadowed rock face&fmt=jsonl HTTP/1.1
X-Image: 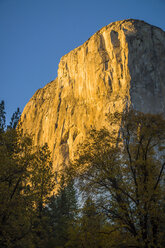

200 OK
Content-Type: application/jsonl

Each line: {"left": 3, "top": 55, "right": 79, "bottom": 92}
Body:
{"left": 20, "top": 19, "right": 165, "bottom": 169}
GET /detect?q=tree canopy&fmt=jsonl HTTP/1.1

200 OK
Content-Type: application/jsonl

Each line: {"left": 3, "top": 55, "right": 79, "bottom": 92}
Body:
{"left": 0, "top": 101, "right": 56, "bottom": 247}
{"left": 1, "top": 101, "right": 165, "bottom": 248}
{"left": 69, "top": 110, "right": 165, "bottom": 248}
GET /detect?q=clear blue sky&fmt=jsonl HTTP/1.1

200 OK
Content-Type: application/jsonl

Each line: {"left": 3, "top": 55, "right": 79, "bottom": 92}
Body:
{"left": 0, "top": 0, "right": 165, "bottom": 123}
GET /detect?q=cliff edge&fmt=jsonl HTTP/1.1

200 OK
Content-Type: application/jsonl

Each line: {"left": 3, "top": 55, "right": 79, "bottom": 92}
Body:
{"left": 20, "top": 19, "right": 165, "bottom": 168}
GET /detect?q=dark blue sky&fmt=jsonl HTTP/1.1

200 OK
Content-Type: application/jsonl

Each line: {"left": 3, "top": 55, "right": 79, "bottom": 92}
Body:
{"left": 0, "top": 0, "right": 165, "bottom": 123}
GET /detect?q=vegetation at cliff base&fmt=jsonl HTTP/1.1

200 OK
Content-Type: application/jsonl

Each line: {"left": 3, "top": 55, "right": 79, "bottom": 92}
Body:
{"left": 68, "top": 110, "right": 165, "bottom": 248}
{"left": 0, "top": 100, "right": 165, "bottom": 248}
{"left": 0, "top": 101, "right": 78, "bottom": 248}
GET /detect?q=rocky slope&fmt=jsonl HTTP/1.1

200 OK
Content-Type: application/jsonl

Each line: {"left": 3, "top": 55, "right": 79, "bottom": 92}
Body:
{"left": 20, "top": 19, "right": 165, "bottom": 169}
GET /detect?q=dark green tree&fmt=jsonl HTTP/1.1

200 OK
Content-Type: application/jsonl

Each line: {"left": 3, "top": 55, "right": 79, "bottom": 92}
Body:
{"left": 0, "top": 129, "right": 33, "bottom": 247}
{"left": 9, "top": 107, "right": 21, "bottom": 129}
{"left": 0, "top": 102, "right": 56, "bottom": 248}
{"left": 0, "top": 100, "right": 6, "bottom": 131}
{"left": 30, "top": 144, "right": 56, "bottom": 248}
{"left": 43, "top": 175, "right": 78, "bottom": 248}
{"left": 70, "top": 111, "right": 165, "bottom": 248}
{"left": 74, "top": 197, "right": 103, "bottom": 248}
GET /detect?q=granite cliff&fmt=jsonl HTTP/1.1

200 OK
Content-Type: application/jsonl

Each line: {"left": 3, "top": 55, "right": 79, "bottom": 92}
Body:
{"left": 20, "top": 19, "right": 165, "bottom": 169}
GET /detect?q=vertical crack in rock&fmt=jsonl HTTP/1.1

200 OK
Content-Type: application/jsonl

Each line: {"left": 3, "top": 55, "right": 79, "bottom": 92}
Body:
{"left": 19, "top": 19, "right": 165, "bottom": 169}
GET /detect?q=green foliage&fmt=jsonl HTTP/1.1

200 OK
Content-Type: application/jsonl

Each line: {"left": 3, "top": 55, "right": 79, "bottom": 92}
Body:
{"left": 9, "top": 107, "right": 21, "bottom": 129}
{"left": 0, "top": 132, "right": 56, "bottom": 247}
{"left": 2, "top": 102, "right": 165, "bottom": 247}
{"left": 0, "top": 103, "right": 56, "bottom": 248}
{"left": 0, "top": 102, "right": 80, "bottom": 248}
{"left": 70, "top": 110, "right": 165, "bottom": 248}
{"left": 68, "top": 197, "right": 103, "bottom": 248}
{"left": 30, "top": 144, "right": 55, "bottom": 214}
{"left": 0, "top": 100, "right": 6, "bottom": 131}
{"left": 66, "top": 196, "right": 129, "bottom": 248}
{"left": 43, "top": 175, "right": 78, "bottom": 248}
{"left": 0, "top": 130, "right": 31, "bottom": 247}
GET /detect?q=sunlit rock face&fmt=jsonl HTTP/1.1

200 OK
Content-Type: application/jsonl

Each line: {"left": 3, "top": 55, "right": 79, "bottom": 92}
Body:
{"left": 20, "top": 19, "right": 165, "bottom": 168}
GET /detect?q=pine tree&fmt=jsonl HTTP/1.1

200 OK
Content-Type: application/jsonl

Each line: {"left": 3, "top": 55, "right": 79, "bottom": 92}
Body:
{"left": 9, "top": 107, "right": 21, "bottom": 129}
{"left": 43, "top": 175, "right": 78, "bottom": 247}
{"left": 0, "top": 100, "right": 6, "bottom": 131}
{"left": 0, "top": 102, "right": 56, "bottom": 248}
